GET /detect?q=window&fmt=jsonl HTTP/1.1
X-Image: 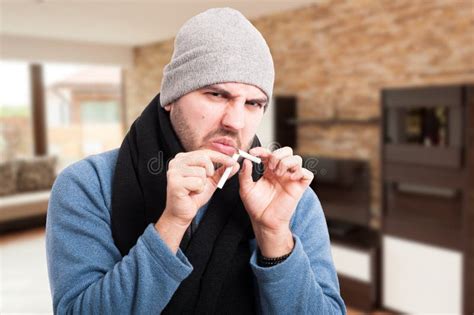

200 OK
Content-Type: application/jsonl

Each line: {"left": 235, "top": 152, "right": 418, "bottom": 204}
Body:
{"left": 80, "top": 100, "right": 120, "bottom": 124}
{"left": 0, "top": 61, "right": 33, "bottom": 162}
{"left": 44, "top": 63, "right": 123, "bottom": 170}
{"left": 0, "top": 62, "right": 124, "bottom": 170}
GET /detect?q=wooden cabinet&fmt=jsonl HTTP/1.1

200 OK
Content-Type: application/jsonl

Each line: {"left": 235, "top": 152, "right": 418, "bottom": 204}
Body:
{"left": 330, "top": 228, "right": 379, "bottom": 311}
{"left": 381, "top": 84, "right": 473, "bottom": 314}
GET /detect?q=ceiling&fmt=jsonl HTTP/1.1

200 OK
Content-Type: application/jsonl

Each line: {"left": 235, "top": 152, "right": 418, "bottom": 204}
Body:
{"left": 0, "top": 0, "right": 320, "bottom": 46}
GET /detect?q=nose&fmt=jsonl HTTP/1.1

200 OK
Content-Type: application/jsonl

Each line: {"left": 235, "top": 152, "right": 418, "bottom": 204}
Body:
{"left": 221, "top": 97, "right": 245, "bottom": 131}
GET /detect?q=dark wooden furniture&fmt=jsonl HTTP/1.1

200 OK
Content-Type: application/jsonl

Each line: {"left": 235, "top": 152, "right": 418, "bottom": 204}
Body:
{"left": 330, "top": 227, "right": 380, "bottom": 311}
{"left": 273, "top": 96, "right": 297, "bottom": 149}
{"left": 302, "top": 156, "right": 379, "bottom": 312}
{"left": 311, "top": 158, "right": 371, "bottom": 226}
{"left": 465, "top": 86, "right": 474, "bottom": 315}
{"left": 381, "top": 84, "right": 473, "bottom": 314}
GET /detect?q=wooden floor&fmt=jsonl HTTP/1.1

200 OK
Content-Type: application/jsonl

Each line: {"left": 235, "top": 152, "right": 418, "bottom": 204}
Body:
{"left": 347, "top": 308, "right": 393, "bottom": 315}
{"left": 0, "top": 227, "right": 390, "bottom": 314}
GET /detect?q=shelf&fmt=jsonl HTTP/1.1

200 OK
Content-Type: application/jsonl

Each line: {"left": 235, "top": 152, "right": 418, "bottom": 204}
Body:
{"left": 385, "top": 184, "right": 462, "bottom": 229}
{"left": 288, "top": 117, "right": 380, "bottom": 126}
{"left": 339, "top": 275, "right": 377, "bottom": 312}
{"left": 383, "top": 218, "right": 463, "bottom": 251}
{"left": 384, "top": 163, "right": 466, "bottom": 189}
{"left": 382, "top": 178, "right": 464, "bottom": 250}
{"left": 383, "top": 85, "right": 462, "bottom": 108}
{"left": 322, "top": 202, "right": 370, "bottom": 226}
{"left": 329, "top": 223, "right": 380, "bottom": 250}
{"left": 384, "top": 144, "right": 462, "bottom": 169}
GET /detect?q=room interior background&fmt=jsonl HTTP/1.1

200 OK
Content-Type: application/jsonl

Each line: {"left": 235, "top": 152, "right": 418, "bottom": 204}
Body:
{"left": 1, "top": 0, "right": 473, "bottom": 314}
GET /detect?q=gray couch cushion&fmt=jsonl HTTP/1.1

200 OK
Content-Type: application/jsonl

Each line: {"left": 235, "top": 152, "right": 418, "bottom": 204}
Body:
{"left": 17, "top": 156, "right": 57, "bottom": 192}
{"left": 0, "top": 161, "right": 18, "bottom": 196}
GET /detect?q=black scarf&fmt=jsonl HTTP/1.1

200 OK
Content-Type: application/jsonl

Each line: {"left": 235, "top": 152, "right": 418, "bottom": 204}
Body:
{"left": 111, "top": 93, "right": 263, "bottom": 314}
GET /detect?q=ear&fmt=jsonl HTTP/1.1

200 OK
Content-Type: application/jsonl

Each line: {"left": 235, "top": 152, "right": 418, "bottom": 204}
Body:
{"left": 164, "top": 103, "right": 172, "bottom": 112}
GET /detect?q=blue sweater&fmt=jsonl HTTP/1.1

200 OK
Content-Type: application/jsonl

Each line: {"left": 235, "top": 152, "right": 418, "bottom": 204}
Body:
{"left": 46, "top": 148, "right": 346, "bottom": 314}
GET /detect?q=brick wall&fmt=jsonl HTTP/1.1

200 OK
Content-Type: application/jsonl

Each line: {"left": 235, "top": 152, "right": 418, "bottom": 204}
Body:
{"left": 124, "top": 0, "right": 474, "bottom": 227}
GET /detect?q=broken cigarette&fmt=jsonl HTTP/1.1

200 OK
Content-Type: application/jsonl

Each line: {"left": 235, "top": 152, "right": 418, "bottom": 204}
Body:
{"left": 217, "top": 153, "right": 240, "bottom": 189}
{"left": 216, "top": 150, "right": 261, "bottom": 189}
{"left": 238, "top": 149, "right": 261, "bottom": 164}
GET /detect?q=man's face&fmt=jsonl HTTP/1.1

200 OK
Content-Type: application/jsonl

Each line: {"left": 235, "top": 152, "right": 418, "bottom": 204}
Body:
{"left": 164, "top": 82, "right": 268, "bottom": 156}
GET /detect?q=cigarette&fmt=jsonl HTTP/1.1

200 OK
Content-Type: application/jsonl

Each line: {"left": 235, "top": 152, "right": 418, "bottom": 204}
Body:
{"left": 217, "top": 151, "right": 262, "bottom": 189}
{"left": 238, "top": 150, "right": 261, "bottom": 164}
{"left": 217, "top": 153, "right": 240, "bottom": 189}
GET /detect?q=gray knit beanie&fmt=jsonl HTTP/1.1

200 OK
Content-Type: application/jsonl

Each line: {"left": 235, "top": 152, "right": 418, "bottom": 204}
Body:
{"left": 159, "top": 7, "right": 274, "bottom": 107}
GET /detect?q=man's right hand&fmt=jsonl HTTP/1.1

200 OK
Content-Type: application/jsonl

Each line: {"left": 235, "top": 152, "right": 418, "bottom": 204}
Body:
{"left": 155, "top": 149, "right": 239, "bottom": 253}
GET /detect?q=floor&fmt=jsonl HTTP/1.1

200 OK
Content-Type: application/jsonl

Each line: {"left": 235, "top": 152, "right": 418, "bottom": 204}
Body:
{"left": 0, "top": 227, "right": 386, "bottom": 314}
{"left": 0, "top": 227, "right": 53, "bottom": 314}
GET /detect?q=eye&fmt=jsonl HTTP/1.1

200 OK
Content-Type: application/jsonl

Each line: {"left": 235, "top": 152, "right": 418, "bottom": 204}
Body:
{"left": 246, "top": 101, "right": 264, "bottom": 109}
{"left": 207, "top": 92, "right": 224, "bottom": 98}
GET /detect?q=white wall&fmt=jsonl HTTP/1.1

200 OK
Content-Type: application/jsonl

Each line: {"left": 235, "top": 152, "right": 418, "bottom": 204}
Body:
{"left": 0, "top": 35, "right": 132, "bottom": 67}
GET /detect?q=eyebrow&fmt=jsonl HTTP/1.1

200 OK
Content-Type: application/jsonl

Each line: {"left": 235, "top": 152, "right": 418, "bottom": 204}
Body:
{"left": 204, "top": 84, "right": 268, "bottom": 105}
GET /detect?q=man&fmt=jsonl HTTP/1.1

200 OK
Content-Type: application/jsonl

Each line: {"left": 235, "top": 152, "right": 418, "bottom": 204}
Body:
{"left": 46, "top": 8, "right": 346, "bottom": 314}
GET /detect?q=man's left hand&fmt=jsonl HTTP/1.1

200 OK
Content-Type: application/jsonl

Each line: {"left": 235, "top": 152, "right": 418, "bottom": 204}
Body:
{"left": 239, "top": 146, "right": 314, "bottom": 258}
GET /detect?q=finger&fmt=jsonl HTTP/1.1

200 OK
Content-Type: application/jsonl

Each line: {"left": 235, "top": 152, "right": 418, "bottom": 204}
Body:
{"left": 300, "top": 168, "right": 314, "bottom": 183}
{"left": 290, "top": 167, "right": 314, "bottom": 182}
{"left": 181, "top": 155, "right": 216, "bottom": 176}
{"left": 200, "top": 149, "right": 238, "bottom": 167}
{"left": 172, "top": 150, "right": 237, "bottom": 177}
{"left": 269, "top": 146, "right": 293, "bottom": 171}
{"left": 248, "top": 146, "right": 272, "bottom": 158}
{"left": 290, "top": 168, "right": 305, "bottom": 181}
{"left": 178, "top": 166, "right": 207, "bottom": 178}
{"left": 182, "top": 177, "right": 206, "bottom": 193}
{"left": 239, "top": 159, "right": 254, "bottom": 188}
{"left": 171, "top": 154, "right": 214, "bottom": 176}
{"left": 247, "top": 148, "right": 272, "bottom": 172}
{"left": 275, "top": 155, "right": 302, "bottom": 177}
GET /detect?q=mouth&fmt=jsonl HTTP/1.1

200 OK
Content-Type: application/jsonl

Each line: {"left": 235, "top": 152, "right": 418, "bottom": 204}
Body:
{"left": 208, "top": 138, "right": 238, "bottom": 155}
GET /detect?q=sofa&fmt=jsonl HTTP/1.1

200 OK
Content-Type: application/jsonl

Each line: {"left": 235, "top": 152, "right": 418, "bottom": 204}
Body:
{"left": 0, "top": 156, "right": 56, "bottom": 233}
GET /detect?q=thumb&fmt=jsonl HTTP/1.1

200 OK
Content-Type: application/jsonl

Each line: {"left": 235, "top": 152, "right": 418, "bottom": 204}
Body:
{"left": 239, "top": 159, "right": 254, "bottom": 189}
